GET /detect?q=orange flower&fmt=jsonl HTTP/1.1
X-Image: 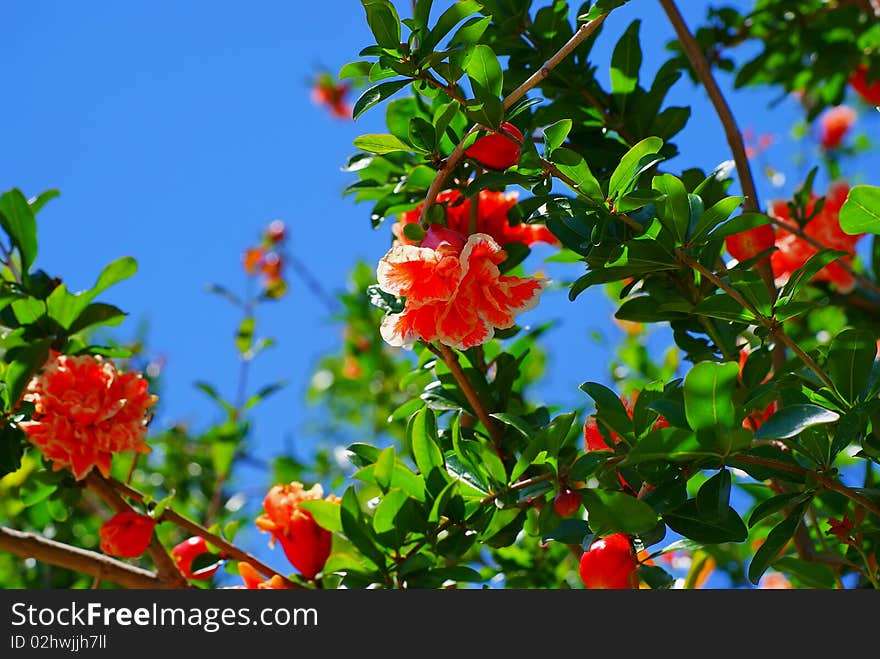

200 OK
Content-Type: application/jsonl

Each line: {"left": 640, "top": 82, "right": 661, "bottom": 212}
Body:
{"left": 99, "top": 511, "right": 156, "bottom": 558}
{"left": 391, "top": 189, "right": 558, "bottom": 248}
{"left": 255, "top": 482, "right": 339, "bottom": 580}
{"left": 310, "top": 75, "right": 351, "bottom": 120}
{"left": 759, "top": 572, "right": 793, "bottom": 589}
{"left": 238, "top": 562, "right": 291, "bottom": 589}
{"left": 243, "top": 247, "right": 265, "bottom": 274}
{"left": 769, "top": 182, "right": 862, "bottom": 292}
{"left": 377, "top": 227, "right": 545, "bottom": 350}
{"left": 850, "top": 64, "right": 880, "bottom": 106}
{"left": 818, "top": 105, "right": 856, "bottom": 149}
{"left": 20, "top": 352, "right": 155, "bottom": 480}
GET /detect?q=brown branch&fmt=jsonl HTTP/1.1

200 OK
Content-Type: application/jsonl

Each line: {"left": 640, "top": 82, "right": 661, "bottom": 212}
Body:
{"left": 105, "top": 476, "right": 300, "bottom": 588}
{"left": 659, "top": 0, "right": 759, "bottom": 214}
{"left": 424, "top": 342, "right": 504, "bottom": 446}
{"left": 418, "top": 12, "right": 609, "bottom": 226}
{"left": 85, "top": 472, "right": 189, "bottom": 588}
{"left": 676, "top": 249, "right": 836, "bottom": 391}
{"left": 733, "top": 455, "right": 880, "bottom": 520}
{"left": 0, "top": 525, "right": 165, "bottom": 589}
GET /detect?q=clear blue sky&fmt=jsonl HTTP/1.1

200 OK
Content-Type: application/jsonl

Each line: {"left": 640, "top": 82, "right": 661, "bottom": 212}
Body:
{"left": 2, "top": 1, "right": 876, "bottom": 587}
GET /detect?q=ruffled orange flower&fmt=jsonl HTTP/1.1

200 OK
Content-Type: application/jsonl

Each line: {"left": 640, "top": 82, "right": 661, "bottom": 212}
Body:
{"left": 238, "top": 562, "right": 291, "bottom": 590}
{"left": 99, "top": 511, "right": 156, "bottom": 558}
{"left": 20, "top": 352, "right": 155, "bottom": 480}
{"left": 377, "top": 227, "right": 545, "bottom": 350}
{"left": 391, "top": 190, "right": 558, "bottom": 249}
{"left": 818, "top": 105, "right": 856, "bottom": 150}
{"left": 769, "top": 182, "right": 863, "bottom": 292}
{"left": 255, "top": 482, "right": 339, "bottom": 580}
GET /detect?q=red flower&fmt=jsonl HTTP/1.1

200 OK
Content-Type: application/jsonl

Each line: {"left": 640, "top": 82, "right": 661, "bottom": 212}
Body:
{"left": 850, "top": 64, "right": 880, "bottom": 106}
{"left": 579, "top": 533, "right": 639, "bottom": 589}
{"left": 818, "top": 105, "right": 856, "bottom": 149}
{"left": 172, "top": 536, "right": 220, "bottom": 580}
{"left": 826, "top": 514, "right": 856, "bottom": 545}
{"left": 266, "top": 219, "right": 286, "bottom": 244}
{"left": 553, "top": 488, "right": 581, "bottom": 517}
{"left": 238, "top": 562, "right": 291, "bottom": 590}
{"left": 377, "top": 227, "right": 545, "bottom": 350}
{"left": 243, "top": 247, "right": 265, "bottom": 274}
{"left": 726, "top": 224, "right": 775, "bottom": 263}
{"left": 391, "top": 189, "right": 558, "bottom": 248}
{"left": 20, "top": 352, "right": 156, "bottom": 480}
{"left": 255, "top": 482, "right": 339, "bottom": 580}
{"left": 769, "top": 182, "right": 863, "bottom": 292}
{"left": 311, "top": 75, "right": 351, "bottom": 120}
{"left": 99, "top": 511, "right": 156, "bottom": 558}
{"left": 465, "top": 122, "right": 523, "bottom": 170}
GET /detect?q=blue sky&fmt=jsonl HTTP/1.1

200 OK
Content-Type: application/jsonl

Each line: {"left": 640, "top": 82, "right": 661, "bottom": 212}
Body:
{"left": 2, "top": 1, "right": 877, "bottom": 587}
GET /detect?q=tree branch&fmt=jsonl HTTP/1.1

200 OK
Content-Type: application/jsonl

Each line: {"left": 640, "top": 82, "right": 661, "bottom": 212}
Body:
{"left": 0, "top": 526, "right": 165, "bottom": 589}
{"left": 418, "top": 12, "right": 609, "bottom": 226}
{"left": 105, "top": 476, "right": 300, "bottom": 588}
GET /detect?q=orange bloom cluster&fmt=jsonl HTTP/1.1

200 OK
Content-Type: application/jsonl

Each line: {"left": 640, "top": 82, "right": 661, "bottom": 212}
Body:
{"left": 20, "top": 352, "right": 156, "bottom": 480}
{"left": 238, "top": 562, "right": 291, "bottom": 590}
{"left": 391, "top": 190, "right": 558, "bottom": 249}
{"left": 818, "top": 105, "right": 856, "bottom": 149}
{"left": 242, "top": 219, "right": 288, "bottom": 298}
{"left": 377, "top": 226, "right": 545, "bottom": 350}
{"left": 850, "top": 64, "right": 880, "bottom": 106}
{"left": 310, "top": 73, "right": 351, "bottom": 120}
{"left": 769, "top": 182, "right": 863, "bottom": 292}
{"left": 99, "top": 511, "right": 156, "bottom": 558}
{"left": 256, "top": 481, "right": 339, "bottom": 580}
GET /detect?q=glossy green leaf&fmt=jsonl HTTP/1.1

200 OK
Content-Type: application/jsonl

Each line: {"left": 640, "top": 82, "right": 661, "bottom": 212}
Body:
{"left": 748, "top": 507, "right": 805, "bottom": 585}
{"left": 426, "top": 0, "right": 483, "bottom": 51}
{"left": 839, "top": 185, "right": 880, "bottom": 235}
{"left": 652, "top": 174, "right": 689, "bottom": 244}
{"left": 0, "top": 188, "right": 38, "bottom": 273}
{"left": 542, "top": 119, "right": 572, "bottom": 156}
{"left": 361, "top": 0, "right": 401, "bottom": 49}
{"left": 610, "top": 20, "right": 641, "bottom": 97}
{"left": 551, "top": 148, "right": 603, "bottom": 201}
{"left": 299, "top": 499, "right": 343, "bottom": 533}
{"left": 374, "top": 446, "right": 395, "bottom": 491}
{"left": 409, "top": 407, "right": 444, "bottom": 475}
{"left": 754, "top": 404, "right": 840, "bottom": 440}
{"left": 354, "top": 133, "right": 413, "bottom": 154}
{"left": 608, "top": 137, "right": 664, "bottom": 199}
{"left": 581, "top": 489, "right": 659, "bottom": 535}
{"left": 826, "top": 328, "right": 876, "bottom": 403}
{"left": 352, "top": 79, "right": 412, "bottom": 120}
{"left": 464, "top": 44, "right": 502, "bottom": 99}
{"left": 663, "top": 499, "right": 748, "bottom": 544}
{"left": 683, "top": 361, "right": 740, "bottom": 431}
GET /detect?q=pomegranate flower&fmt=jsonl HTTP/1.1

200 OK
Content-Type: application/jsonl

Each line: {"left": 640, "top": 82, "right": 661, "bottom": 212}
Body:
{"left": 391, "top": 189, "right": 558, "bottom": 249}
{"left": 238, "top": 562, "right": 291, "bottom": 590}
{"left": 99, "top": 511, "right": 156, "bottom": 558}
{"left": 311, "top": 74, "right": 351, "bottom": 120}
{"left": 818, "top": 105, "right": 856, "bottom": 150}
{"left": 850, "top": 64, "right": 880, "bottom": 106}
{"left": 256, "top": 481, "right": 339, "bottom": 580}
{"left": 377, "top": 227, "right": 545, "bottom": 350}
{"left": 20, "top": 352, "right": 156, "bottom": 480}
{"left": 769, "top": 182, "right": 863, "bottom": 292}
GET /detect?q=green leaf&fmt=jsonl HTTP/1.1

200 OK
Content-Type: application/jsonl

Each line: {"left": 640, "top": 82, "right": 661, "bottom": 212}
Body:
{"left": 839, "top": 185, "right": 880, "bottom": 235}
{"left": 542, "top": 119, "right": 572, "bottom": 156}
{"left": 28, "top": 189, "right": 60, "bottom": 214}
{"left": 581, "top": 489, "right": 659, "bottom": 535}
{"left": 352, "top": 79, "right": 412, "bottom": 120}
{"left": 0, "top": 188, "right": 38, "bottom": 273}
{"left": 705, "top": 211, "right": 769, "bottom": 242}
{"left": 551, "top": 148, "right": 603, "bottom": 201}
{"left": 748, "top": 491, "right": 813, "bottom": 528}
{"left": 46, "top": 257, "right": 137, "bottom": 330}
{"left": 11, "top": 297, "right": 46, "bottom": 324}
{"left": 663, "top": 499, "right": 748, "bottom": 544}
{"left": 339, "top": 61, "right": 372, "bottom": 80}
{"left": 754, "top": 404, "right": 840, "bottom": 441}
{"left": 652, "top": 174, "right": 689, "bottom": 244}
{"left": 542, "top": 519, "right": 592, "bottom": 544}
{"left": 194, "top": 382, "right": 234, "bottom": 416}
{"left": 826, "top": 328, "right": 876, "bottom": 403}
{"left": 610, "top": 20, "right": 641, "bottom": 97}
{"left": 68, "top": 303, "right": 127, "bottom": 334}
{"left": 624, "top": 427, "right": 712, "bottom": 464}
{"left": 608, "top": 137, "right": 664, "bottom": 199}
{"left": 683, "top": 361, "right": 740, "bottom": 431}
{"left": 408, "top": 117, "right": 436, "bottom": 153}
{"left": 696, "top": 469, "right": 731, "bottom": 522}
{"left": 639, "top": 565, "right": 674, "bottom": 589}
{"left": 21, "top": 479, "right": 57, "bottom": 507}
{"left": 772, "top": 556, "right": 836, "bottom": 589}
{"left": 340, "top": 487, "right": 386, "bottom": 568}
{"left": 372, "top": 488, "right": 411, "bottom": 535}
{"left": 235, "top": 316, "right": 255, "bottom": 355}
{"left": 448, "top": 16, "right": 492, "bottom": 49}
{"left": 0, "top": 425, "right": 24, "bottom": 477}
{"left": 354, "top": 133, "right": 413, "bottom": 154}
{"left": 689, "top": 196, "right": 745, "bottom": 244}
{"left": 426, "top": 0, "right": 483, "bottom": 51}
{"left": 748, "top": 508, "right": 804, "bottom": 585}
{"left": 580, "top": 0, "right": 629, "bottom": 21}
{"left": 4, "top": 340, "right": 49, "bottom": 411}
{"left": 298, "top": 499, "right": 343, "bottom": 533}
{"left": 464, "top": 44, "right": 503, "bottom": 100}
{"left": 361, "top": 0, "right": 401, "bottom": 49}
{"left": 615, "top": 189, "right": 665, "bottom": 213}
{"left": 374, "top": 446, "right": 395, "bottom": 491}
{"left": 775, "top": 249, "right": 848, "bottom": 306}
{"left": 243, "top": 380, "right": 287, "bottom": 411}
{"left": 409, "top": 407, "right": 444, "bottom": 475}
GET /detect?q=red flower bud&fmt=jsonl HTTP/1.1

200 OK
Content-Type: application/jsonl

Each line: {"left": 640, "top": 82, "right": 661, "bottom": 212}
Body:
{"left": 266, "top": 220, "right": 286, "bottom": 244}
{"left": 465, "top": 122, "right": 523, "bottom": 171}
{"left": 553, "top": 489, "right": 581, "bottom": 517}
{"left": 725, "top": 224, "right": 776, "bottom": 263}
{"left": 99, "top": 511, "right": 156, "bottom": 559}
{"left": 172, "top": 536, "right": 220, "bottom": 580}
{"left": 579, "top": 532, "right": 639, "bottom": 589}
{"left": 818, "top": 105, "right": 856, "bottom": 150}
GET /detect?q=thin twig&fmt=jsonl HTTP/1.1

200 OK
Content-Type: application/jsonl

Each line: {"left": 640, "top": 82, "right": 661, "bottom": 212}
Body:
{"left": 423, "top": 342, "right": 504, "bottom": 446}
{"left": 0, "top": 525, "right": 165, "bottom": 589}
{"left": 85, "top": 472, "right": 190, "bottom": 588}
{"left": 418, "top": 12, "right": 609, "bottom": 226}
{"left": 106, "top": 477, "right": 299, "bottom": 588}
